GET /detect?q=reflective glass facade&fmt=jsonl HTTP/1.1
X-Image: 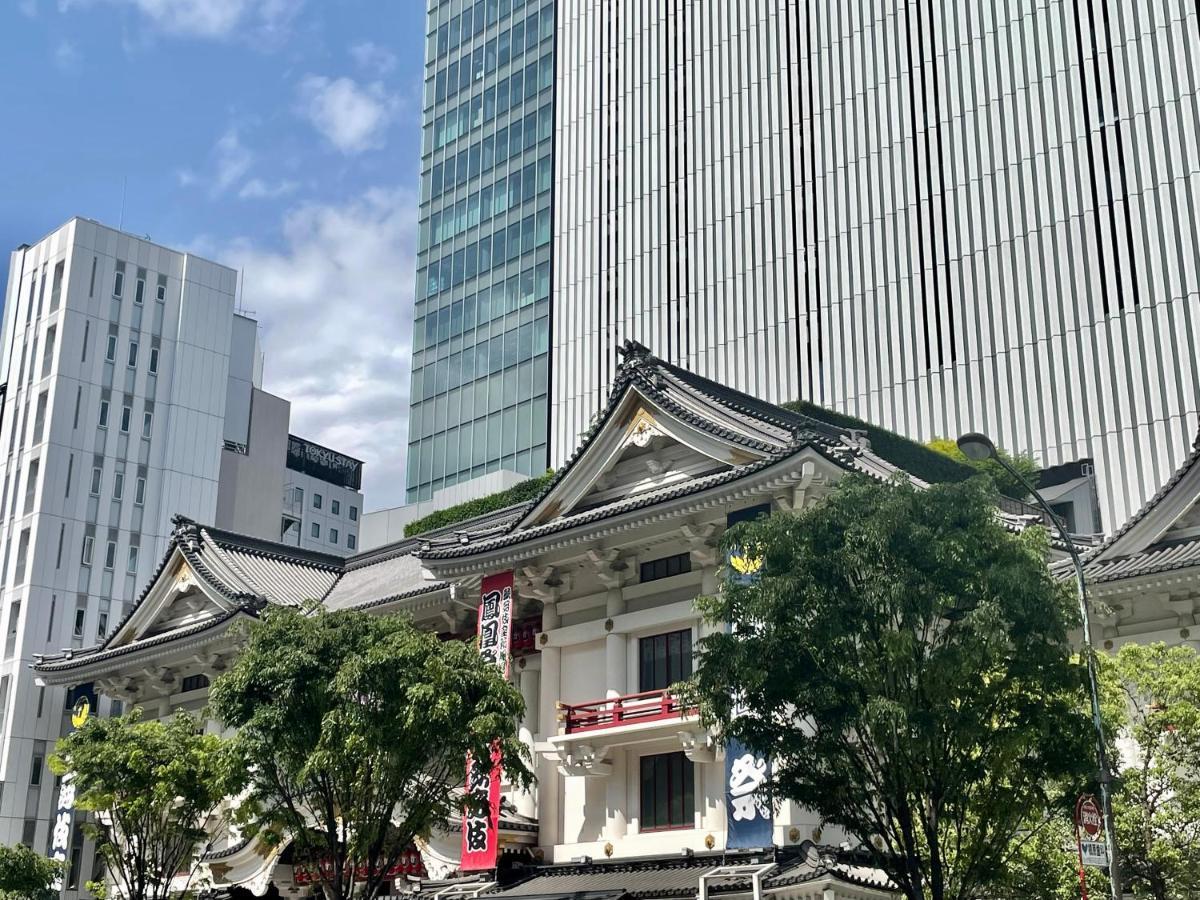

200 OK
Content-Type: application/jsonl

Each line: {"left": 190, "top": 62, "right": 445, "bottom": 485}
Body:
{"left": 406, "top": 0, "right": 555, "bottom": 502}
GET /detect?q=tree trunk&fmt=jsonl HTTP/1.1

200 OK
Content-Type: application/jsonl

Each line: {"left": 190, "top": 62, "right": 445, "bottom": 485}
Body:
{"left": 897, "top": 804, "right": 927, "bottom": 900}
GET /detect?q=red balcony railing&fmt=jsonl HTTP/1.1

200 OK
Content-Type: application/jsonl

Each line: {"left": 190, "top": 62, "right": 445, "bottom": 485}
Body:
{"left": 559, "top": 689, "right": 697, "bottom": 735}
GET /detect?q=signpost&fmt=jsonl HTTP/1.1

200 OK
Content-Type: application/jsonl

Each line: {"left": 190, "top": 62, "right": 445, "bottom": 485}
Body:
{"left": 1074, "top": 794, "right": 1110, "bottom": 900}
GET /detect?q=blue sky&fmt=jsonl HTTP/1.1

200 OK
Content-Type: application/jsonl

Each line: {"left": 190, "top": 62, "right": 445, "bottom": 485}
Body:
{"left": 0, "top": 0, "right": 428, "bottom": 510}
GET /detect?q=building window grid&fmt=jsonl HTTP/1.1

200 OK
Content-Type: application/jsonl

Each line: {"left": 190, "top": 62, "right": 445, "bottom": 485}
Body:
{"left": 407, "top": 0, "right": 554, "bottom": 503}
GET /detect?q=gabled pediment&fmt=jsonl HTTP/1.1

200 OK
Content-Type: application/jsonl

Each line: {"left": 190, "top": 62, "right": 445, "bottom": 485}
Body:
{"left": 519, "top": 385, "right": 779, "bottom": 529}
{"left": 1085, "top": 437, "right": 1200, "bottom": 571}
{"left": 107, "top": 550, "right": 238, "bottom": 649}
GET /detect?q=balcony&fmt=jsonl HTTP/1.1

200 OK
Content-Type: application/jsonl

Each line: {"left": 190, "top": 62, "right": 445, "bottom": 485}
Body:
{"left": 548, "top": 689, "right": 705, "bottom": 778}
{"left": 560, "top": 689, "right": 695, "bottom": 735}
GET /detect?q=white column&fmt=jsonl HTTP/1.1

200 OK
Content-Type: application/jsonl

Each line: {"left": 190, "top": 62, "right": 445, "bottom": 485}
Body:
{"left": 604, "top": 585, "right": 627, "bottom": 699}
{"left": 536, "top": 601, "right": 561, "bottom": 849}
{"left": 604, "top": 749, "right": 628, "bottom": 840}
{"left": 697, "top": 565, "right": 721, "bottom": 640}
{"left": 515, "top": 666, "right": 541, "bottom": 819}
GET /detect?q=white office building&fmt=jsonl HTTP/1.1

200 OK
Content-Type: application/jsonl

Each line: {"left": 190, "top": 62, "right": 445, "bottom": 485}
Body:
{"left": 0, "top": 218, "right": 362, "bottom": 885}
{"left": 549, "top": 0, "right": 1200, "bottom": 534}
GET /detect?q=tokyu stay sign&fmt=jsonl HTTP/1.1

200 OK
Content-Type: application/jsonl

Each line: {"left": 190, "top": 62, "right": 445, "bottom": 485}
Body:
{"left": 1075, "top": 794, "right": 1109, "bottom": 868}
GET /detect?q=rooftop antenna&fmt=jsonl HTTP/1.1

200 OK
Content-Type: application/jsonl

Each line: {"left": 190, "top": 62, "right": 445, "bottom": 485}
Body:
{"left": 119, "top": 176, "right": 128, "bottom": 231}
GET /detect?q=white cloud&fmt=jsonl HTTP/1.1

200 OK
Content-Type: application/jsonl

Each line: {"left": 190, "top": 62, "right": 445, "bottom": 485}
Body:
{"left": 58, "top": 0, "right": 301, "bottom": 40}
{"left": 19, "top": 0, "right": 38, "bottom": 17}
{"left": 211, "top": 127, "right": 254, "bottom": 195}
{"left": 238, "top": 178, "right": 299, "bottom": 200}
{"left": 219, "top": 187, "right": 418, "bottom": 508}
{"left": 349, "top": 41, "right": 396, "bottom": 76}
{"left": 53, "top": 39, "right": 81, "bottom": 71}
{"left": 297, "top": 75, "right": 394, "bottom": 155}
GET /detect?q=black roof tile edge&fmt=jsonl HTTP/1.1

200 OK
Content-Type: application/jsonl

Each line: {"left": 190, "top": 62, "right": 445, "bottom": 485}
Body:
{"left": 1080, "top": 429, "right": 1200, "bottom": 570}
{"left": 35, "top": 608, "right": 247, "bottom": 673}
{"left": 419, "top": 450, "right": 794, "bottom": 560}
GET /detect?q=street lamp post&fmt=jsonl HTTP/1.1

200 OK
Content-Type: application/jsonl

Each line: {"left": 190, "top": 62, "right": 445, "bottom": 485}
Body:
{"left": 956, "top": 432, "right": 1122, "bottom": 900}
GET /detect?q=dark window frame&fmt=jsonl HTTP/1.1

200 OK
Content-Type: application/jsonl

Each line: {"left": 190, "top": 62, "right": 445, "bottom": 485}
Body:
{"left": 639, "top": 552, "right": 692, "bottom": 583}
{"left": 639, "top": 751, "right": 694, "bottom": 832}
{"left": 638, "top": 629, "right": 693, "bottom": 693}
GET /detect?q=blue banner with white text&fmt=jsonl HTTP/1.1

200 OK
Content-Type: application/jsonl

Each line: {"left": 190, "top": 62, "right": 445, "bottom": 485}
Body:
{"left": 724, "top": 505, "right": 774, "bottom": 848}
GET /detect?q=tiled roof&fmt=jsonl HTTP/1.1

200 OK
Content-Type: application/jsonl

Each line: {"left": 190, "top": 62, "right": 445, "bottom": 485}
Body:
{"left": 1081, "top": 536, "right": 1200, "bottom": 584}
{"left": 34, "top": 608, "right": 247, "bottom": 673}
{"left": 324, "top": 551, "right": 441, "bottom": 611}
{"left": 418, "top": 450, "right": 804, "bottom": 561}
{"left": 469, "top": 845, "right": 894, "bottom": 899}
{"left": 1071, "top": 428, "right": 1200, "bottom": 583}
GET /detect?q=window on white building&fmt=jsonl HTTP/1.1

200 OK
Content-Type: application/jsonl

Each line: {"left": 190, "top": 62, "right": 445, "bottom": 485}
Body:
{"left": 639, "top": 629, "right": 692, "bottom": 692}
{"left": 126, "top": 546, "right": 138, "bottom": 573}
{"left": 113, "top": 471, "right": 124, "bottom": 500}
{"left": 332, "top": 500, "right": 341, "bottom": 516}
{"left": 90, "top": 467, "right": 102, "bottom": 496}
{"left": 640, "top": 553, "right": 692, "bottom": 583}
{"left": 105, "top": 335, "right": 117, "bottom": 362}
{"left": 330, "top": 528, "right": 339, "bottom": 544}
{"left": 112, "top": 270, "right": 124, "bottom": 298}
{"left": 313, "top": 493, "right": 323, "bottom": 510}
{"left": 350, "top": 505, "right": 358, "bottom": 521}
{"left": 134, "top": 477, "right": 146, "bottom": 506}
{"left": 148, "top": 347, "right": 159, "bottom": 374}
{"left": 104, "top": 540, "right": 116, "bottom": 570}
{"left": 639, "top": 751, "right": 694, "bottom": 832}
{"left": 72, "top": 607, "right": 85, "bottom": 638}
{"left": 127, "top": 342, "right": 138, "bottom": 368}
{"left": 347, "top": 534, "right": 357, "bottom": 550}
{"left": 81, "top": 536, "right": 94, "bottom": 566}
{"left": 98, "top": 400, "right": 109, "bottom": 428}
{"left": 134, "top": 277, "right": 145, "bottom": 304}
{"left": 120, "top": 406, "right": 131, "bottom": 433}
{"left": 142, "top": 412, "right": 153, "bottom": 438}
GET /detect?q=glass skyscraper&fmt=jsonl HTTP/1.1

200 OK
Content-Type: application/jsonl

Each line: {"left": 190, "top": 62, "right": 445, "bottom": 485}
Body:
{"left": 406, "top": 0, "right": 555, "bottom": 503}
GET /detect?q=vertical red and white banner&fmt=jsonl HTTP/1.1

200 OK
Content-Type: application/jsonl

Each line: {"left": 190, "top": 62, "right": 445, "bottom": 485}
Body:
{"left": 460, "top": 571, "right": 514, "bottom": 872}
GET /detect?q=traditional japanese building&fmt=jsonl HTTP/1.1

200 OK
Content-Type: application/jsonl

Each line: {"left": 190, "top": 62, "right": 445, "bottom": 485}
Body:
{"left": 35, "top": 341, "right": 1053, "bottom": 899}
{"left": 1070, "top": 432, "right": 1200, "bottom": 653}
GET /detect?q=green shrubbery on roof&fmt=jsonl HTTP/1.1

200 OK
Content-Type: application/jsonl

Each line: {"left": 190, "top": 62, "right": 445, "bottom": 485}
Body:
{"left": 781, "top": 400, "right": 979, "bottom": 487}
{"left": 403, "top": 470, "right": 555, "bottom": 538}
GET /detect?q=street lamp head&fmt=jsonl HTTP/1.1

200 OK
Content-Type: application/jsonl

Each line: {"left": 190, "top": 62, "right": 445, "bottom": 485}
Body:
{"left": 956, "top": 432, "right": 997, "bottom": 462}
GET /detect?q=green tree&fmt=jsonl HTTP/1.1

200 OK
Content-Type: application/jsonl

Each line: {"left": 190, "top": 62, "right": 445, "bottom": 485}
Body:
{"left": 49, "top": 710, "right": 242, "bottom": 900}
{"left": 686, "top": 475, "right": 1094, "bottom": 900}
{"left": 1105, "top": 642, "right": 1200, "bottom": 899}
{"left": 0, "top": 844, "right": 63, "bottom": 900}
{"left": 927, "top": 437, "right": 1040, "bottom": 499}
{"left": 208, "top": 606, "right": 532, "bottom": 900}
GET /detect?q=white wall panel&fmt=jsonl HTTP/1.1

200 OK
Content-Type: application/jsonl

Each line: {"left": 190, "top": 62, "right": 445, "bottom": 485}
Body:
{"left": 552, "top": 0, "right": 1200, "bottom": 532}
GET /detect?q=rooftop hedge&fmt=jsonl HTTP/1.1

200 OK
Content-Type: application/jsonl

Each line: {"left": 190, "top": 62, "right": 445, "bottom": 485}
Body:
{"left": 403, "top": 470, "right": 556, "bottom": 538}
{"left": 781, "top": 400, "right": 979, "bottom": 487}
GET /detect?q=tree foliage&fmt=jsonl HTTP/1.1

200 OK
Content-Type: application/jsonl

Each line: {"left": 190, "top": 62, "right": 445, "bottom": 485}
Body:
{"left": 686, "top": 475, "right": 1093, "bottom": 900}
{"left": 49, "top": 711, "right": 241, "bottom": 900}
{"left": 1104, "top": 642, "right": 1200, "bottom": 899}
{"left": 927, "top": 437, "right": 1040, "bottom": 499}
{"left": 0, "top": 844, "right": 62, "bottom": 900}
{"left": 208, "top": 606, "right": 532, "bottom": 900}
